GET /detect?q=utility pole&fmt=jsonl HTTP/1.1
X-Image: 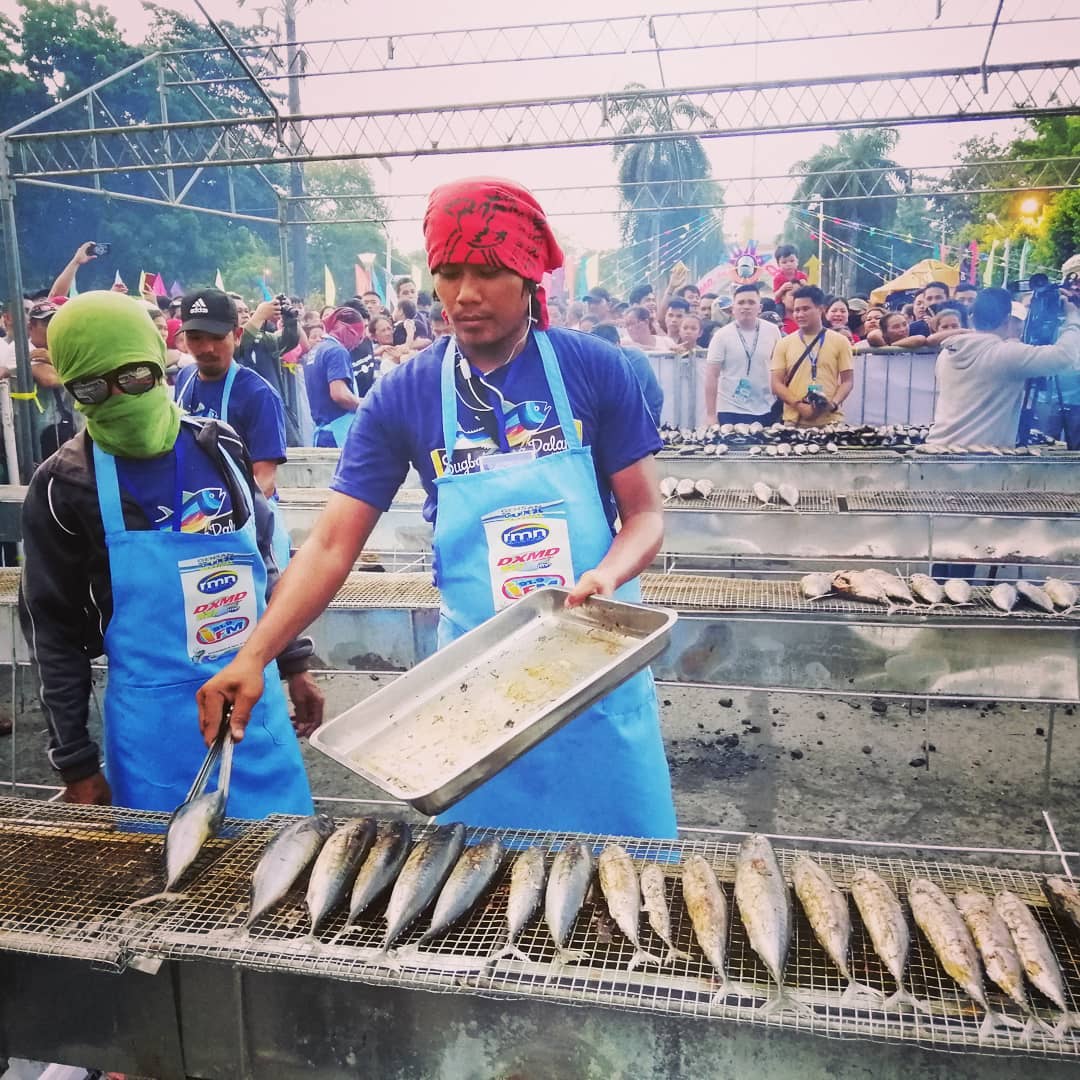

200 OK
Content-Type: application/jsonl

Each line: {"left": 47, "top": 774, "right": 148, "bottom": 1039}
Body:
{"left": 283, "top": 0, "right": 307, "bottom": 297}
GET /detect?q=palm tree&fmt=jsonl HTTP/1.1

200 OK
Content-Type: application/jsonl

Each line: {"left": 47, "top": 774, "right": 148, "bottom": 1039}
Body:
{"left": 610, "top": 84, "right": 724, "bottom": 290}
{"left": 787, "top": 129, "right": 911, "bottom": 295}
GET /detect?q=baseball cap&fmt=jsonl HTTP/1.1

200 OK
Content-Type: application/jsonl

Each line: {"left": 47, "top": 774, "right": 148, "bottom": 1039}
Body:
{"left": 847, "top": 298, "right": 869, "bottom": 313}
{"left": 28, "top": 299, "right": 58, "bottom": 321}
{"left": 180, "top": 288, "right": 237, "bottom": 336}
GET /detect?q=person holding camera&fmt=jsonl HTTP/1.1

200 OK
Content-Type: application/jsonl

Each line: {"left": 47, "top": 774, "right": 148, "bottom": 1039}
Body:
{"left": 234, "top": 292, "right": 303, "bottom": 447}
{"left": 930, "top": 287, "right": 1080, "bottom": 448}
{"left": 769, "top": 285, "right": 854, "bottom": 427}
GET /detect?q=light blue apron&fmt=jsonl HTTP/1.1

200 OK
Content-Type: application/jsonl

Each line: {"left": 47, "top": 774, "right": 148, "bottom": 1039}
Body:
{"left": 432, "top": 331, "right": 677, "bottom": 837}
{"left": 178, "top": 363, "right": 291, "bottom": 569}
{"left": 93, "top": 437, "right": 313, "bottom": 818}
{"left": 311, "top": 336, "right": 358, "bottom": 449}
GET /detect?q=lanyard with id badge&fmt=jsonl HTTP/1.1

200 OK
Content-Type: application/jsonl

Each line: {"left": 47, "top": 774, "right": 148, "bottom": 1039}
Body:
{"left": 733, "top": 324, "right": 760, "bottom": 407}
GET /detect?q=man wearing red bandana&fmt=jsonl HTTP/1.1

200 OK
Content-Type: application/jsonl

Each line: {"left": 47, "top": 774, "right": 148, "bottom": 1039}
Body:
{"left": 198, "top": 177, "right": 677, "bottom": 838}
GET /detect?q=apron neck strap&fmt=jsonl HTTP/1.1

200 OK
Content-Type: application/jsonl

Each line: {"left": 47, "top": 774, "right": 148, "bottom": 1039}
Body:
{"left": 220, "top": 361, "right": 238, "bottom": 424}
{"left": 92, "top": 441, "right": 127, "bottom": 536}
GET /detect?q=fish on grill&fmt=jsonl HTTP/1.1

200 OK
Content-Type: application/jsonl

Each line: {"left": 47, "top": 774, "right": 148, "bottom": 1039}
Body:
{"left": 415, "top": 837, "right": 505, "bottom": 948}
{"left": 955, "top": 890, "right": 1046, "bottom": 1038}
{"left": 1015, "top": 580, "right": 1056, "bottom": 615}
{"left": 378, "top": 822, "right": 466, "bottom": 957}
{"left": 544, "top": 841, "right": 595, "bottom": 966}
{"left": 832, "top": 570, "right": 896, "bottom": 612}
{"left": 866, "top": 569, "right": 917, "bottom": 606}
{"left": 990, "top": 582, "right": 1018, "bottom": 612}
{"left": 777, "top": 484, "right": 799, "bottom": 507}
{"left": 681, "top": 854, "right": 730, "bottom": 996}
{"left": 850, "top": 869, "right": 925, "bottom": 1013}
{"left": 800, "top": 572, "right": 835, "bottom": 601}
{"left": 1042, "top": 578, "right": 1078, "bottom": 612}
{"left": 598, "top": 845, "right": 666, "bottom": 971}
{"left": 675, "top": 478, "right": 697, "bottom": 499}
{"left": 792, "top": 857, "right": 880, "bottom": 1004}
{"left": 640, "top": 864, "right": 691, "bottom": 966}
{"left": 943, "top": 578, "right": 974, "bottom": 606}
{"left": 908, "top": 878, "right": 1020, "bottom": 1038}
{"left": 993, "top": 890, "right": 1079, "bottom": 1036}
{"left": 161, "top": 791, "right": 227, "bottom": 897}
{"left": 488, "top": 846, "right": 547, "bottom": 965}
{"left": 694, "top": 479, "right": 715, "bottom": 499}
{"left": 305, "top": 817, "right": 377, "bottom": 936}
{"left": 659, "top": 477, "right": 678, "bottom": 498}
{"left": 1044, "top": 876, "right": 1080, "bottom": 938}
{"left": 335, "top": 820, "right": 412, "bottom": 940}
{"left": 735, "top": 834, "right": 801, "bottom": 1013}
{"left": 752, "top": 482, "right": 773, "bottom": 505}
{"left": 247, "top": 815, "right": 336, "bottom": 929}
{"left": 909, "top": 574, "right": 946, "bottom": 609}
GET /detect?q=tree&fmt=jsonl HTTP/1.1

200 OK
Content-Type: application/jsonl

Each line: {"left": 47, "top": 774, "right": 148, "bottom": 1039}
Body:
{"left": 785, "top": 129, "right": 911, "bottom": 295}
{"left": 610, "top": 83, "right": 724, "bottom": 289}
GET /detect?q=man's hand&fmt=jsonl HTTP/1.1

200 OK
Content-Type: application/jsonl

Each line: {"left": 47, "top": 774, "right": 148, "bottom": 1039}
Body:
{"left": 111, "top": 281, "right": 129, "bottom": 294}
{"left": 75, "top": 242, "right": 97, "bottom": 266}
{"left": 196, "top": 654, "right": 266, "bottom": 745}
{"left": 252, "top": 299, "right": 281, "bottom": 326}
{"left": 565, "top": 567, "right": 618, "bottom": 608}
{"left": 794, "top": 402, "right": 818, "bottom": 421}
{"left": 667, "top": 262, "right": 690, "bottom": 289}
{"left": 287, "top": 671, "right": 325, "bottom": 739}
{"left": 64, "top": 771, "right": 111, "bottom": 805}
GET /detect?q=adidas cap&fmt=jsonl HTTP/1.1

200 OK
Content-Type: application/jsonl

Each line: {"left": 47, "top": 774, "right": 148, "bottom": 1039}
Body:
{"left": 180, "top": 288, "right": 237, "bottom": 336}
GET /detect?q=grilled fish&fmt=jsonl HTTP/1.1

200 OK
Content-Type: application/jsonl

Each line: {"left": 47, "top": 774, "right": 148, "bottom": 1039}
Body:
{"left": 866, "top": 569, "right": 917, "bottom": 606}
{"left": 1043, "top": 578, "right": 1078, "bottom": 612}
{"left": 792, "top": 857, "right": 879, "bottom": 1004}
{"left": 994, "top": 890, "right": 1076, "bottom": 1035}
{"left": 694, "top": 479, "right": 715, "bottom": 499}
{"left": 990, "top": 582, "right": 1018, "bottom": 612}
{"left": 545, "top": 842, "right": 595, "bottom": 965}
{"left": 488, "top": 846, "right": 547, "bottom": 964}
{"left": 247, "top": 815, "right": 336, "bottom": 928}
{"left": 681, "top": 854, "right": 729, "bottom": 994}
{"left": 800, "top": 572, "right": 834, "bottom": 601}
{"left": 305, "top": 816, "right": 377, "bottom": 935}
{"left": 1044, "top": 876, "right": 1080, "bottom": 938}
{"left": 338, "top": 820, "right": 412, "bottom": 937}
{"left": 909, "top": 574, "right": 946, "bottom": 608}
{"left": 163, "top": 789, "right": 226, "bottom": 893}
{"left": 943, "top": 578, "right": 974, "bottom": 606}
{"left": 1016, "top": 580, "right": 1056, "bottom": 614}
{"left": 675, "top": 478, "right": 697, "bottom": 499}
{"left": 640, "top": 864, "right": 691, "bottom": 966}
{"left": 833, "top": 570, "right": 894, "bottom": 611}
{"left": 380, "top": 822, "right": 466, "bottom": 953}
{"left": 850, "top": 869, "right": 924, "bottom": 1012}
{"left": 714, "top": 443, "right": 729, "bottom": 456}
{"left": 659, "top": 477, "right": 678, "bottom": 498}
{"left": 735, "top": 834, "right": 797, "bottom": 1013}
{"left": 417, "top": 838, "right": 505, "bottom": 947}
{"left": 598, "top": 845, "right": 665, "bottom": 971}
{"left": 752, "top": 482, "right": 773, "bottom": 505}
{"left": 777, "top": 484, "right": 799, "bottom": 507}
{"left": 955, "top": 890, "right": 1037, "bottom": 1034}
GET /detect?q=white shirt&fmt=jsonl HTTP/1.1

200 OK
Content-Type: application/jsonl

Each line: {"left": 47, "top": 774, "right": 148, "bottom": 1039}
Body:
{"left": 706, "top": 318, "right": 782, "bottom": 416}
{"left": 0, "top": 337, "right": 14, "bottom": 373}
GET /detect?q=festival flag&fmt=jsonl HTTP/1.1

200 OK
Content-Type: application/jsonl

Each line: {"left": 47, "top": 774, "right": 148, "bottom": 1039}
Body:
{"left": 804, "top": 254, "right": 822, "bottom": 287}
{"left": 968, "top": 242, "right": 979, "bottom": 284}
{"left": 354, "top": 263, "right": 371, "bottom": 296}
{"left": 983, "top": 239, "right": 998, "bottom": 287}
{"left": 324, "top": 265, "right": 336, "bottom": 307}
{"left": 1018, "top": 239, "right": 1033, "bottom": 281}
{"left": 214, "top": 269, "right": 225, "bottom": 290}
{"left": 169, "top": 280, "right": 184, "bottom": 298}
{"left": 258, "top": 278, "right": 274, "bottom": 302}
{"left": 1001, "top": 238, "right": 1011, "bottom": 287}
{"left": 152, "top": 274, "right": 166, "bottom": 297}
{"left": 385, "top": 271, "right": 398, "bottom": 312}
{"left": 113, "top": 269, "right": 125, "bottom": 289}
{"left": 574, "top": 256, "right": 589, "bottom": 301}
{"left": 584, "top": 254, "right": 600, "bottom": 292}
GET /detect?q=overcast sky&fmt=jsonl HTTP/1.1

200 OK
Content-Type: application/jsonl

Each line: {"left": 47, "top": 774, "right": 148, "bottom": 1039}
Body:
{"left": 2, "top": 0, "right": 1073, "bottom": 256}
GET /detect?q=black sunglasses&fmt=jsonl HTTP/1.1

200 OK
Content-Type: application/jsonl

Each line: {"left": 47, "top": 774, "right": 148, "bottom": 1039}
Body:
{"left": 65, "top": 361, "right": 159, "bottom": 405}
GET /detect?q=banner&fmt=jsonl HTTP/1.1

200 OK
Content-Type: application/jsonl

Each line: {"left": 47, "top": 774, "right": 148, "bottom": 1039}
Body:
{"left": 214, "top": 269, "right": 225, "bottom": 290}
{"left": 169, "top": 279, "right": 184, "bottom": 298}
{"left": 324, "top": 265, "right": 336, "bottom": 308}
{"left": 983, "top": 239, "right": 998, "bottom": 287}
{"left": 968, "top": 241, "right": 979, "bottom": 284}
{"left": 354, "top": 263, "right": 371, "bottom": 296}
{"left": 152, "top": 274, "right": 166, "bottom": 297}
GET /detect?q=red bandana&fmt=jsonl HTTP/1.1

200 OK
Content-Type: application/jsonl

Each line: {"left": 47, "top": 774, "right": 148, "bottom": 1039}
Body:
{"left": 423, "top": 177, "right": 564, "bottom": 329}
{"left": 322, "top": 306, "right": 367, "bottom": 353}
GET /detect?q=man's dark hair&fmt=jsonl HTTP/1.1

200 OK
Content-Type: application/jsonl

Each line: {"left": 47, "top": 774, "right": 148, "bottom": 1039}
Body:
{"left": 586, "top": 286, "right": 613, "bottom": 304}
{"left": 734, "top": 283, "right": 761, "bottom": 298}
{"left": 343, "top": 298, "right": 370, "bottom": 320}
{"left": 954, "top": 283, "right": 979, "bottom": 297}
{"left": 394, "top": 276, "right": 415, "bottom": 288}
{"left": 417, "top": 290, "right": 432, "bottom": 307}
{"left": 925, "top": 280, "right": 951, "bottom": 297}
{"left": 398, "top": 300, "right": 417, "bottom": 319}
{"left": 590, "top": 322, "right": 621, "bottom": 347}
{"left": 793, "top": 285, "right": 826, "bottom": 307}
{"left": 612, "top": 301, "right": 629, "bottom": 315}
{"left": 676, "top": 284, "right": 699, "bottom": 298}
{"left": 972, "top": 287, "right": 1012, "bottom": 331}
{"left": 697, "top": 320, "right": 720, "bottom": 348}
{"left": 628, "top": 283, "right": 653, "bottom": 305}
{"left": 760, "top": 297, "right": 780, "bottom": 314}
{"left": 667, "top": 297, "right": 690, "bottom": 313}
{"left": 156, "top": 296, "right": 171, "bottom": 312}
{"left": 627, "top": 305, "right": 651, "bottom": 322}
{"left": 775, "top": 244, "right": 799, "bottom": 261}
{"left": 701, "top": 292, "right": 718, "bottom": 301}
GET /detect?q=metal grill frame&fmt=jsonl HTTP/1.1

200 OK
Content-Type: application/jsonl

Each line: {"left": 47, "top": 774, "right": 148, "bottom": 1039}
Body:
{"left": 663, "top": 490, "right": 839, "bottom": 513}
{"left": 846, "top": 491, "right": 1080, "bottom": 515}
{"left": 131, "top": 815, "right": 1080, "bottom": 1061}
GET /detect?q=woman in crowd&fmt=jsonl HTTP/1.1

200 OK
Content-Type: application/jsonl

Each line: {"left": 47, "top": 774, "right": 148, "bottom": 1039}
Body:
{"left": 864, "top": 310, "right": 927, "bottom": 350}
{"left": 370, "top": 313, "right": 408, "bottom": 369}
{"left": 861, "top": 305, "right": 886, "bottom": 337}
{"left": 925, "top": 304, "right": 972, "bottom": 347}
{"left": 624, "top": 304, "right": 674, "bottom": 351}
{"left": 825, "top": 297, "right": 859, "bottom": 343}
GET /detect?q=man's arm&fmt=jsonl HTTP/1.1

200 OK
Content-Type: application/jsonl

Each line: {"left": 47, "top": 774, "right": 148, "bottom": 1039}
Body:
{"left": 566, "top": 456, "right": 663, "bottom": 606}
{"left": 832, "top": 368, "right": 854, "bottom": 410}
{"left": 703, "top": 361, "right": 720, "bottom": 424}
{"left": 49, "top": 242, "right": 95, "bottom": 299}
{"left": 31, "top": 357, "right": 63, "bottom": 388}
{"left": 251, "top": 460, "right": 277, "bottom": 498}
{"left": 197, "top": 492, "right": 382, "bottom": 742}
{"left": 996, "top": 317, "right": 1080, "bottom": 376}
{"left": 329, "top": 379, "right": 362, "bottom": 411}
{"left": 243, "top": 299, "right": 281, "bottom": 340}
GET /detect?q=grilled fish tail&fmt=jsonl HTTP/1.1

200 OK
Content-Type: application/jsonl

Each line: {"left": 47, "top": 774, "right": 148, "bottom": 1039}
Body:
{"left": 883, "top": 985, "right": 930, "bottom": 1014}
{"left": 840, "top": 978, "right": 886, "bottom": 1006}
{"left": 627, "top": 946, "right": 667, "bottom": 972}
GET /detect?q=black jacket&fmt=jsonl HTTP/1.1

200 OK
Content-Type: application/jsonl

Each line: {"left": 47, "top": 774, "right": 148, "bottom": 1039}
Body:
{"left": 17, "top": 416, "right": 313, "bottom": 784}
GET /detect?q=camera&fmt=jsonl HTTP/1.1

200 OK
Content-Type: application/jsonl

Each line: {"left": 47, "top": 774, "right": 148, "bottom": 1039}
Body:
{"left": 1012, "top": 272, "right": 1080, "bottom": 346}
{"left": 86, "top": 242, "right": 110, "bottom": 257}
{"left": 275, "top": 293, "right": 299, "bottom": 322}
{"left": 803, "top": 390, "right": 831, "bottom": 411}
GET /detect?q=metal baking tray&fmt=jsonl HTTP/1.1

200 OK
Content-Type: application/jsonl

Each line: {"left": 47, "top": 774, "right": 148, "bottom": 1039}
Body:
{"left": 310, "top": 587, "right": 676, "bottom": 814}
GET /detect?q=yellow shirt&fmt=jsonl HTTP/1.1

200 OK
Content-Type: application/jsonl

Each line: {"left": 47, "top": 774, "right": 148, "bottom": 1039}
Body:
{"left": 770, "top": 327, "right": 854, "bottom": 427}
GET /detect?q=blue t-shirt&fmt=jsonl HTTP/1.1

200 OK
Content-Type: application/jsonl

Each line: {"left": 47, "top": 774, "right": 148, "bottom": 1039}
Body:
{"left": 330, "top": 327, "right": 662, "bottom": 529}
{"left": 303, "top": 337, "right": 356, "bottom": 428}
{"left": 174, "top": 363, "right": 287, "bottom": 464}
{"left": 621, "top": 345, "right": 664, "bottom": 427}
{"left": 115, "top": 426, "right": 236, "bottom": 534}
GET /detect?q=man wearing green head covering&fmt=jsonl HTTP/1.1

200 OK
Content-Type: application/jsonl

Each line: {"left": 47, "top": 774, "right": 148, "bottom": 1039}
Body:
{"left": 17, "top": 290, "right": 322, "bottom": 814}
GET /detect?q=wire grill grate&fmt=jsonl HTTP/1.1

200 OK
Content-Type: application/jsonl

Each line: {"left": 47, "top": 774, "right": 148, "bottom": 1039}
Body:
{"left": 664, "top": 490, "right": 839, "bottom": 512}
{"left": 0, "top": 567, "right": 18, "bottom": 603}
{"left": 845, "top": 490, "right": 1080, "bottom": 515}
{"left": 328, "top": 572, "right": 439, "bottom": 609}
{"left": 132, "top": 817, "right": 1080, "bottom": 1060}
{"left": 658, "top": 449, "right": 905, "bottom": 464}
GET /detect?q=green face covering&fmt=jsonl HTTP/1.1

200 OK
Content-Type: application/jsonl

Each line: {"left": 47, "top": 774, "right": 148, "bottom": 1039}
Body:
{"left": 47, "top": 291, "right": 182, "bottom": 459}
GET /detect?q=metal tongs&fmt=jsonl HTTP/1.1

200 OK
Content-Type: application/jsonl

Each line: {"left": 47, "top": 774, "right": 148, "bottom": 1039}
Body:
{"left": 181, "top": 706, "right": 235, "bottom": 810}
